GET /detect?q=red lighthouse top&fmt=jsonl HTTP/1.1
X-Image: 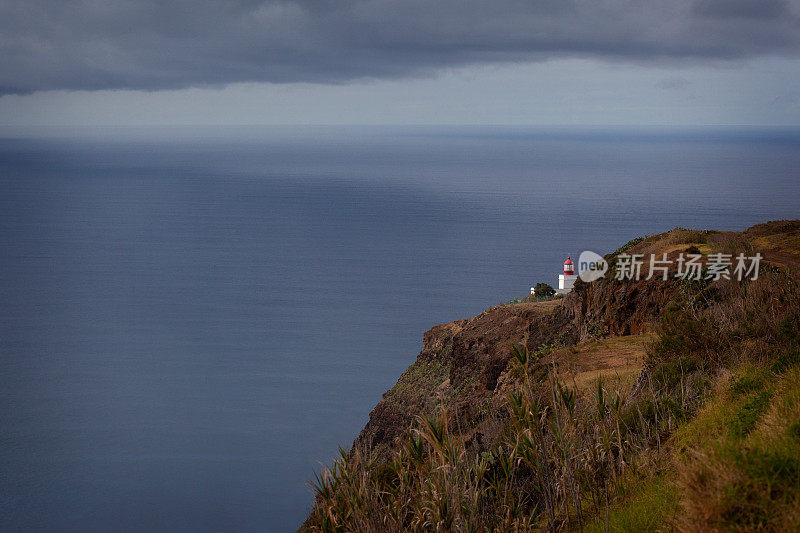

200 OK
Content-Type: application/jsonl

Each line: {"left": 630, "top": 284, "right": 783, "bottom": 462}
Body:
{"left": 563, "top": 256, "right": 575, "bottom": 275}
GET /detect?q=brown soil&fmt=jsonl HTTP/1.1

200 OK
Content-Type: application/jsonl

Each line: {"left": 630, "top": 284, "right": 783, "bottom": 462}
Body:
{"left": 548, "top": 334, "right": 652, "bottom": 392}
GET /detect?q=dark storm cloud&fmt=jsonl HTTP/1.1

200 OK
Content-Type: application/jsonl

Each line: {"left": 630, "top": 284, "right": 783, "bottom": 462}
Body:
{"left": 2, "top": 0, "right": 800, "bottom": 95}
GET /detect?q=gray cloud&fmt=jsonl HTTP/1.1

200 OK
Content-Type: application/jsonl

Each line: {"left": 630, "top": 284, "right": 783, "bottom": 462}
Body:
{"left": 693, "top": 0, "right": 789, "bottom": 19}
{"left": 2, "top": 0, "right": 800, "bottom": 95}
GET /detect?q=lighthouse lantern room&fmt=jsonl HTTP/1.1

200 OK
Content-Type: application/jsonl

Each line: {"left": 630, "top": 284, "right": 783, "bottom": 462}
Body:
{"left": 557, "top": 256, "right": 577, "bottom": 295}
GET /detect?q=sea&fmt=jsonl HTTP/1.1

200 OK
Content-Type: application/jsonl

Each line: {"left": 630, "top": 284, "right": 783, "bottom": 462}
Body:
{"left": 1, "top": 126, "right": 798, "bottom": 531}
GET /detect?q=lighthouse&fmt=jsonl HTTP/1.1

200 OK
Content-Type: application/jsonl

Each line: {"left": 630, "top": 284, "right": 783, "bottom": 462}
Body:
{"left": 556, "top": 256, "right": 577, "bottom": 295}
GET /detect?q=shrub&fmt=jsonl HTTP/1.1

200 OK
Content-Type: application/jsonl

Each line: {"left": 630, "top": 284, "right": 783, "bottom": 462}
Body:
{"left": 533, "top": 282, "right": 556, "bottom": 298}
{"left": 648, "top": 301, "right": 720, "bottom": 364}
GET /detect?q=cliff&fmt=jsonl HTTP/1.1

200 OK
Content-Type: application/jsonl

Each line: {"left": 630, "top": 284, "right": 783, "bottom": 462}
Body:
{"left": 305, "top": 220, "right": 800, "bottom": 532}
{"left": 351, "top": 237, "right": 693, "bottom": 459}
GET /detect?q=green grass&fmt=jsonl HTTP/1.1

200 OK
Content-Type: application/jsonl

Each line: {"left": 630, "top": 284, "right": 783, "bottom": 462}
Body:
{"left": 503, "top": 293, "right": 552, "bottom": 305}
{"left": 390, "top": 359, "right": 450, "bottom": 398}
{"left": 672, "top": 364, "right": 800, "bottom": 531}
{"left": 584, "top": 471, "right": 679, "bottom": 533}
{"left": 772, "top": 347, "right": 800, "bottom": 374}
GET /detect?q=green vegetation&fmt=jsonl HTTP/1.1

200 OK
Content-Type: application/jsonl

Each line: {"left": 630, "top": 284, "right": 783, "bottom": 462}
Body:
{"left": 533, "top": 283, "right": 556, "bottom": 299}
{"left": 306, "top": 229, "right": 800, "bottom": 532}
{"left": 504, "top": 290, "right": 554, "bottom": 305}
{"left": 382, "top": 359, "right": 450, "bottom": 412}
{"left": 669, "top": 227, "right": 714, "bottom": 245}
{"left": 583, "top": 470, "right": 679, "bottom": 533}
{"left": 673, "top": 363, "right": 800, "bottom": 531}
{"left": 608, "top": 236, "right": 645, "bottom": 259}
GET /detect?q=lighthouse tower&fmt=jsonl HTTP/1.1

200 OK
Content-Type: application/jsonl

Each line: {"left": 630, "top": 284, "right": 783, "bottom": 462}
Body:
{"left": 557, "top": 256, "right": 577, "bottom": 295}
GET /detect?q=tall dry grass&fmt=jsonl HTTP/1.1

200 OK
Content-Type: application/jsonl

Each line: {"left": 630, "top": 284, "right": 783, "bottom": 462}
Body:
{"left": 306, "top": 342, "right": 699, "bottom": 532}
{"left": 306, "top": 268, "right": 800, "bottom": 532}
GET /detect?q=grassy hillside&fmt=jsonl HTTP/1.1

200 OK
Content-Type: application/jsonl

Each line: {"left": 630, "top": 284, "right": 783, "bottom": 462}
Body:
{"left": 305, "top": 220, "right": 800, "bottom": 532}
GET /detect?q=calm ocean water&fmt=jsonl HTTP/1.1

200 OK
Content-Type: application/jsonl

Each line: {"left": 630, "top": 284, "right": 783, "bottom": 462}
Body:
{"left": 1, "top": 126, "right": 799, "bottom": 531}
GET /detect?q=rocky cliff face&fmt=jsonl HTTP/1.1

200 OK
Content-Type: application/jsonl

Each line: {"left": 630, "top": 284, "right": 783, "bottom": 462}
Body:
{"left": 306, "top": 220, "right": 800, "bottom": 528}
{"left": 348, "top": 220, "right": 800, "bottom": 462}
{"left": 352, "top": 300, "right": 572, "bottom": 456}
{"left": 351, "top": 269, "right": 684, "bottom": 460}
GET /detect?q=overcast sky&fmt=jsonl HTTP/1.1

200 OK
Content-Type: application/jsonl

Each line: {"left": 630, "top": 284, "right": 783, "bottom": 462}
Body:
{"left": 2, "top": 0, "right": 800, "bottom": 126}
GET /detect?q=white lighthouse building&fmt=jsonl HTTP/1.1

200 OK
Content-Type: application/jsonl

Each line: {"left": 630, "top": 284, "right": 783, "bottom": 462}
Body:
{"left": 556, "top": 256, "right": 577, "bottom": 295}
